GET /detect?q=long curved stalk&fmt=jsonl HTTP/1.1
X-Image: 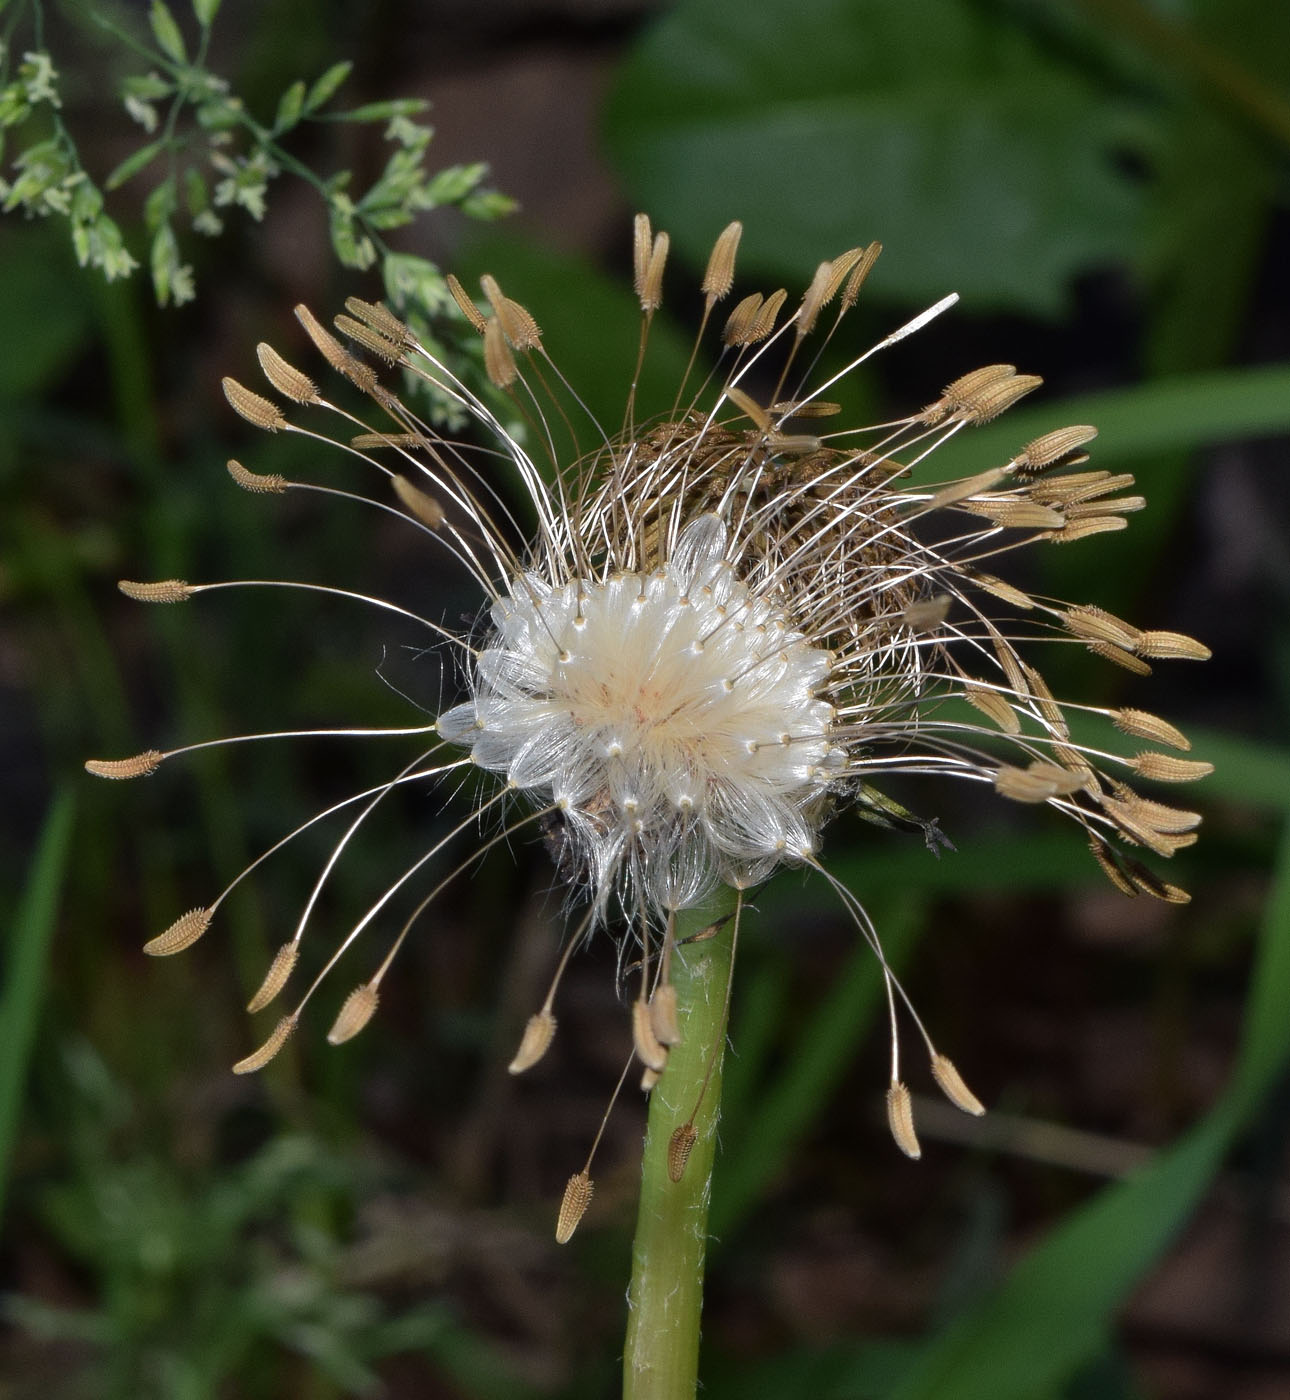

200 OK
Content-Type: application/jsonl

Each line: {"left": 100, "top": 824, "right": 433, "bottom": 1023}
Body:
{"left": 623, "top": 887, "right": 739, "bottom": 1400}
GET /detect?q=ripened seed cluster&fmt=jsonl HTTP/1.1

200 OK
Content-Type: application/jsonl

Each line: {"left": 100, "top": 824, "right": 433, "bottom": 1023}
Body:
{"left": 89, "top": 216, "right": 1210, "bottom": 1241}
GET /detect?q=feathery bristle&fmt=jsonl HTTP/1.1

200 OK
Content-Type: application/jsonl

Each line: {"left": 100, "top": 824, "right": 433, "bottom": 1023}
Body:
{"left": 555, "top": 1171, "right": 594, "bottom": 1244}
{"left": 931, "top": 1053, "right": 986, "bottom": 1116}
{"left": 702, "top": 220, "right": 742, "bottom": 299}
{"left": 118, "top": 578, "right": 193, "bottom": 603}
{"left": 143, "top": 906, "right": 212, "bottom": 955}
{"left": 508, "top": 1010, "right": 557, "bottom": 1074}
{"left": 326, "top": 984, "right": 380, "bottom": 1044}
{"left": 667, "top": 1123, "right": 698, "bottom": 1182}
{"left": 246, "top": 940, "right": 299, "bottom": 1012}
{"left": 886, "top": 1081, "right": 921, "bottom": 1159}
{"left": 85, "top": 750, "right": 165, "bottom": 780}
{"left": 231, "top": 1014, "right": 297, "bottom": 1074}
{"left": 255, "top": 343, "right": 318, "bottom": 404}
{"left": 227, "top": 459, "right": 288, "bottom": 494}
{"left": 222, "top": 377, "right": 286, "bottom": 431}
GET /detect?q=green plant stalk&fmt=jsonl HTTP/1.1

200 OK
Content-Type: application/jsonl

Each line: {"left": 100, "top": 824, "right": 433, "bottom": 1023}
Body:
{"left": 623, "top": 886, "right": 739, "bottom": 1400}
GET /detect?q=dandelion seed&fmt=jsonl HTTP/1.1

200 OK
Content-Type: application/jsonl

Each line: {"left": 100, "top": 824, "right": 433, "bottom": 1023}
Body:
{"left": 96, "top": 215, "right": 1210, "bottom": 1210}
{"left": 556, "top": 1171, "right": 594, "bottom": 1244}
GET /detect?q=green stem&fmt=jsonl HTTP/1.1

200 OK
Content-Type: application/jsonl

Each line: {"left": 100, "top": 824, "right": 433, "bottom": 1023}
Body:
{"left": 623, "top": 886, "right": 739, "bottom": 1400}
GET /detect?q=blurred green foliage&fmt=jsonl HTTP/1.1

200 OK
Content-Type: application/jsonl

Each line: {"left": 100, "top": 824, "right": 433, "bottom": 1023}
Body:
{"left": 3, "top": 0, "right": 1289, "bottom": 1395}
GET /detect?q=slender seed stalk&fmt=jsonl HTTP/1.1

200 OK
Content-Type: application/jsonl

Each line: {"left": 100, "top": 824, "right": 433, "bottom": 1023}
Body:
{"left": 624, "top": 886, "right": 738, "bottom": 1400}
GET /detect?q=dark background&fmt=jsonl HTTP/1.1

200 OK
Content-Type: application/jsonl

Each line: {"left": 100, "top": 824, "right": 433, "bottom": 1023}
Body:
{"left": 2, "top": 1, "right": 1289, "bottom": 1396}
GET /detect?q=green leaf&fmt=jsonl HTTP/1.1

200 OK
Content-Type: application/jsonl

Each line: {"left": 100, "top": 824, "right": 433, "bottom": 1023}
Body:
{"left": 143, "top": 176, "right": 177, "bottom": 232}
{"left": 332, "top": 98, "right": 427, "bottom": 123}
{"left": 888, "top": 818, "right": 1290, "bottom": 1400}
{"left": 605, "top": 0, "right": 1151, "bottom": 314}
{"left": 273, "top": 79, "right": 306, "bottom": 134}
{"left": 103, "top": 139, "right": 165, "bottom": 191}
{"left": 149, "top": 0, "right": 188, "bottom": 65}
{"left": 304, "top": 60, "right": 352, "bottom": 113}
{"left": 0, "top": 790, "right": 76, "bottom": 1227}
{"left": 122, "top": 72, "right": 173, "bottom": 101}
{"left": 191, "top": 0, "right": 221, "bottom": 26}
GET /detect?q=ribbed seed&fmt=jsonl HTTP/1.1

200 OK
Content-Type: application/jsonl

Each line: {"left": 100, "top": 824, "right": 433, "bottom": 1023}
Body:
{"left": 508, "top": 1010, "right": 557, "bottom": 1073}
{"left": 143, "top": 906, "right": 212, "bottom": 955}
{"left": 118, "top": 579, "right": 193, "bottom": 603}
{"left": 931, "top": 1053, "right": 985, "bottom": 1116}
{"left": 228, "top": 459, "right": 288, "bottom": 493}
{"left": 247, "top": 940, "right": 299, "bottom": 1012}
{"left": 222, "top": 377, "right": 285, "bottom": 431}
{"left": 255, "top": 343, "right": 318, "bottom": 403}
{"left": 231, "top": 1014, "right": 297, "bottom": 1074}
{"left": 85, "top": 750, "right": 165, "bottom": 779}
{"left": 555, "top": 1171, "right": 594, "bottom": 1244}
{"left": 667, "top": 1123, "right": 698, "bottom": 1182}
{"left": 886, "top": 1081, "right": 921, "bottom": 1159}
{"left": 326, "top": 984, "right": 380, "bottom": 1044}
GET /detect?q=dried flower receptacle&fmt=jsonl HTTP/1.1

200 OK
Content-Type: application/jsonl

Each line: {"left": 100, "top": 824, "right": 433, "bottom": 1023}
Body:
{"left": 89, "top": 215, "right": 1210, "bottom": 1216}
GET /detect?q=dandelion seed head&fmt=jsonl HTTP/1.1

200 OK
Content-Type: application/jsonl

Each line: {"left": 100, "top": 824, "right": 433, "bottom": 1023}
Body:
{"left": 97, "top": 214, "right": 1212, "bottom": 1208}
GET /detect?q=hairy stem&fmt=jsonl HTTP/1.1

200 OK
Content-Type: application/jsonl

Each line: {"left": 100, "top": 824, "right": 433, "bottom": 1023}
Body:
{"left": 623, "top": 886, "right": 738, "bottom": 1400}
